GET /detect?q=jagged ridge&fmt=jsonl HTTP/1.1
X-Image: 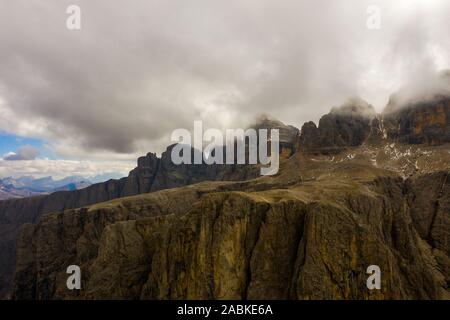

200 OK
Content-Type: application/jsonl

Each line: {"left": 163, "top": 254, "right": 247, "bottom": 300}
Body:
{"left": 2, "top": 96, "right": 450, "bottom": 299}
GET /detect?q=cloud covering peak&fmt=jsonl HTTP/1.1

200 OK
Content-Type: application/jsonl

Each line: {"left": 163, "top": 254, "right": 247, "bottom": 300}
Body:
{"left": 0, "top": 0, "right": 449, "bottom": 163}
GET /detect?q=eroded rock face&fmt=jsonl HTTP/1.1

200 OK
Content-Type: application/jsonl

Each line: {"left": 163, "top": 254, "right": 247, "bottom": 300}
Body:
{"left": 11, "top": 165, "right": 450, "bottom": 300}
{"left": 383, "top": 98, "right": 450, "bottom": 145}
{"left": 0, "top": 147, "right": 258, "bottom": 298}
{"left": 149, "top": 145, "right": 259, "bottom": 192}
{"left": 11, "top": 183, "right": 222, "bottom": 300}
{"left": 299, "top": 99, "right": 376, "bottom": 154}
{"left": 251, "top": 116, "right": 300, "bottom": 159}
{"left": 3, "top": 100, "right": 450, "bottom": 300}
{"left": 1, "top": 114, "right": 299, "bottom": 298}
{"left": 299, "top": 97, "right": 450, "bottom": 155}
{"left": 0, "top": 178, "right": 128, "bottom": 298}
{"left": 406, "top": 172, "right": 450, "bottom": 290}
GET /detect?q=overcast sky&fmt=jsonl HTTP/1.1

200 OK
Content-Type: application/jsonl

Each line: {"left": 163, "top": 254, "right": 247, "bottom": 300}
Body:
{"left": 0, "top": 0, "right": 449, "bottom": 178}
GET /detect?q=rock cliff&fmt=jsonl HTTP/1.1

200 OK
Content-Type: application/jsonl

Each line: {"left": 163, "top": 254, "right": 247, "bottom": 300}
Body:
{"left": 2, "top": 97, "right": 450, "bottom": 299}
{"left": 299, "top": 98, "right": 376, "bottom": 154}
{"left": 0, "top": 146, "right": 260, "bottom": 298}
{"left": 383, "top": 97, "right": 450, "bottom": 145}
{"left": 10, "top": 155, "right": 450, "bottom": 299}
{"left": 1, "top": 119, "right": 289, "bottom": 298}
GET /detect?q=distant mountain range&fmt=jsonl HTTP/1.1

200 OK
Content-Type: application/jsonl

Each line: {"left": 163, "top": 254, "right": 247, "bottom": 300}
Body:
{"left": 0, "top": 176, "right": 92, "bottom": 200}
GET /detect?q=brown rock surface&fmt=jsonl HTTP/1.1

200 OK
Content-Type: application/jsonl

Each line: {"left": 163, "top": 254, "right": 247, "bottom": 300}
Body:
{"left": 383, "top": 98, "right": 450, "bottom": 145}
{"left": 10, "top": 151, "right": 450, "bottom": 299}
{"left": 299, "top": 98, "right": 376, "bottom": 154}
{"left": 3, "top": 99, "right": 450, "bottom": 300}
{"left": 0, "top": 146, "right": 258, "bottom": 298}
{"left": 0, "top": 115, "right": 291, "bottom": 298}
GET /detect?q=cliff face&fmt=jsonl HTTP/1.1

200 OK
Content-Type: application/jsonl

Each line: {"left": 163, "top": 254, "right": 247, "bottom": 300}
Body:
{"left": 1, "top": 119, "right": 293, "bottom": 298}
{"left": 11, "top": 160, "right": 450, "bottom": 299}
{"left": 0, "top": 147, "right": 259, "bottom": 298}
{"left": 251, "top": 116, "right": 300, "bottom": 159}
{"left": 383, "top": 98, "right": 450, "bottom": 145}
{"left": 299, "top": 99, "right": 376, "bottom": 154}
{"left": 299, "top": 97, "right": 450, "bottom": 154}
{"left": 3, "top": 97, "right": 450, "bottom": 300}
{"left": 0, "top": 178, "right": 128, "bottom": 298}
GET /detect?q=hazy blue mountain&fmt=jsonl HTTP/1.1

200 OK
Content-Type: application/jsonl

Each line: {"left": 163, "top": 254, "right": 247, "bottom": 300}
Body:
{"left": 0, "top": 175, "right": 93, "bottom": 199}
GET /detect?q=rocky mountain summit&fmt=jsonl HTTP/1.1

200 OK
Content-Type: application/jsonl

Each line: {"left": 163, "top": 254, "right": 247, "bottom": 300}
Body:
{"left": 299, "top": 95, "right": 450, "bottom": 154}
{"left": 383, "top": 96, "right": 450, "bottom": 145}
{"left": 299, "top": 98, "right": 376, "bottom": 154}
{"left": 1, "top": 96, "right": 449, "bottom": 300}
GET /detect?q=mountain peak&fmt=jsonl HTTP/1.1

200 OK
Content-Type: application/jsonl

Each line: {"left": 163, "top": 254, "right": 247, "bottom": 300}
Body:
{"left": 384, "top": 70, "right": 450, "bottom": 114}
{"left": 299, "top": 98, "right": 376, "bottom": 154}
{"left": 330, "top": 97, "right": 376, "bottom": 119}
{"left": 382, "top": 96, "right": 450, "bottom": 145}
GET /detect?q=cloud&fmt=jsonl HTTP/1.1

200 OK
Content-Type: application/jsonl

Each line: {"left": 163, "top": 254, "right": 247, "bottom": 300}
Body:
{"left": 0, "top": 158, "right": 133, "bottom": 180}
{"left": 0, "top": 0, "right": 449, "bottom": 163}
{"left": 3, "top": 145, "right": 39, "bottom": 161}
{"left": 385, "top": 69, "right": 450, "bottom": 111}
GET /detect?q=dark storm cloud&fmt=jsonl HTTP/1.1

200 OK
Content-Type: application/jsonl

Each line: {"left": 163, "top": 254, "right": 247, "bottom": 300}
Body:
{"left": 4, "top": 145, "right": 39, "bottom": 161}
{"left": 0, "top": 0, "right": 449, "bottom": 160}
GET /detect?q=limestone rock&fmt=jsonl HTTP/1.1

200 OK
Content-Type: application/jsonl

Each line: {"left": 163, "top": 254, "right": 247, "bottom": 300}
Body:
{"left": 11, "top": 166, "right": 450, "bottom": 299}
{"left": 299, "top": 98, "right": 376, "bottom": 154}
{"left": 0, "top": 146, "right": 258, "bottom": 298}
{"left": 383, "top": 98, "right": 450, "bottom": 145}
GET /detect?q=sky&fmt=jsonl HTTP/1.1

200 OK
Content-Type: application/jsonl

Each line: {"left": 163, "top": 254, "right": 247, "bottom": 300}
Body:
{"left": 0, "top": 0, "right": 449, "bottom": 179}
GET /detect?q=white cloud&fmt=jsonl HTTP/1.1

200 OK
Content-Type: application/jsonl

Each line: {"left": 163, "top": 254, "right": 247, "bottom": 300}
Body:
{"left": 0, "top": 158, "right": 133, "bottom": 180}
